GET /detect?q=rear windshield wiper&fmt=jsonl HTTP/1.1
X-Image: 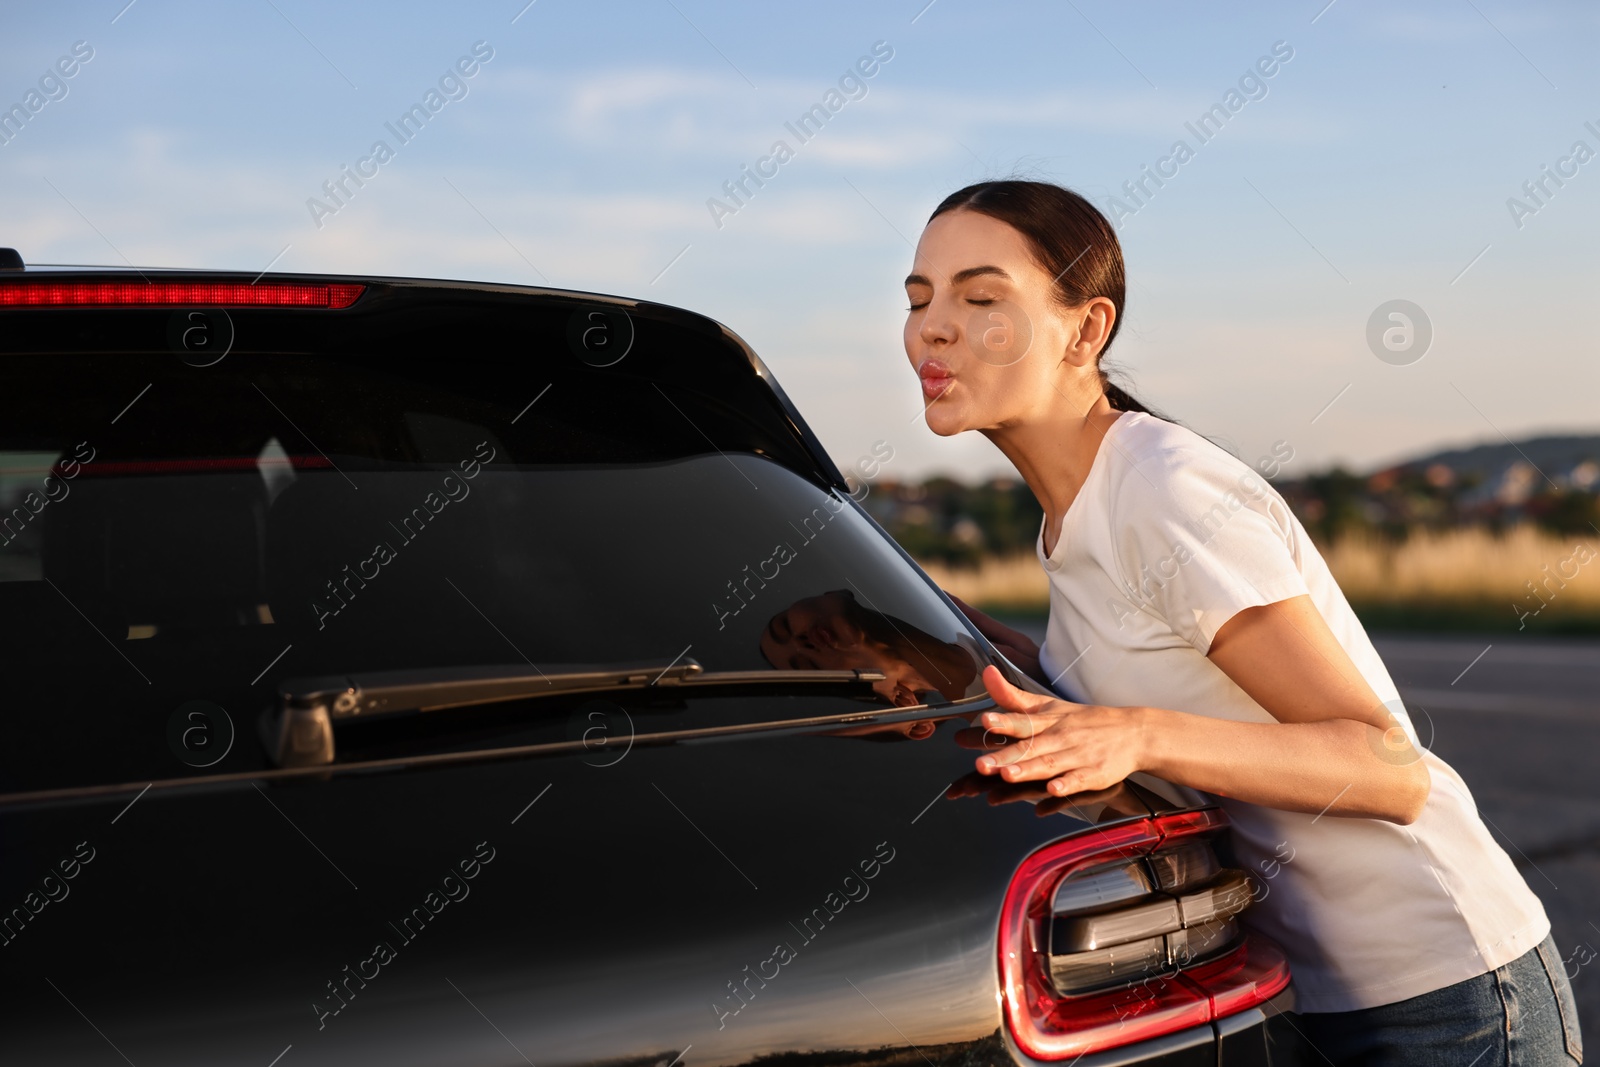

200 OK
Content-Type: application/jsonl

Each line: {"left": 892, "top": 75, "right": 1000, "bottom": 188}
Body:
{"left": 261, "top": 659, "right": 887, "bottom": 767}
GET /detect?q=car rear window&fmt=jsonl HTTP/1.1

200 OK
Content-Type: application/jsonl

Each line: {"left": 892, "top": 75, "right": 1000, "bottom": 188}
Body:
{"left": 0, "top": 286, "right": 992, "bottom": 796}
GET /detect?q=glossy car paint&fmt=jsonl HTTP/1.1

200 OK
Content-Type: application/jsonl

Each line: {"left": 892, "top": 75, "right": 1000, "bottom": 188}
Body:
{"left": 0, "top": 268, "right": 1286, "bottom": 1066}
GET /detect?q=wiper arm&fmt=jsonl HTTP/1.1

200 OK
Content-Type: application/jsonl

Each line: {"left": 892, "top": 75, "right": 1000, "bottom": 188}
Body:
{"left": 260, "top": 659, "right": 887, "bottom": 767}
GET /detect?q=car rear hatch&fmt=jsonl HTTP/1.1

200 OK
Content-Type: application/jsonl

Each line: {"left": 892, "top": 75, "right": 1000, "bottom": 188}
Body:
{"left": 0, "top": 268, "right": 1287, "bottom": 1066}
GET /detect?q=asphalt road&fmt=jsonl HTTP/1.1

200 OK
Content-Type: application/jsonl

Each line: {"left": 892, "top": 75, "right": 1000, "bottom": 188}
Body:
{"left": 1376, "top": 633, "right": 1600, "bottom": 1043}
{"left": 998, "top": 616, "right": 1600, "bottom": 1041}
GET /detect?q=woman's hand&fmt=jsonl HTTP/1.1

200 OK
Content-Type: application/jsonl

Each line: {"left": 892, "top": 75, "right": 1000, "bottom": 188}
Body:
{"left": 946, "top": 594, "right": 1050, "bottom": 687}
{"left": 960, "top": 665, "right": 1149, "bottom": 796}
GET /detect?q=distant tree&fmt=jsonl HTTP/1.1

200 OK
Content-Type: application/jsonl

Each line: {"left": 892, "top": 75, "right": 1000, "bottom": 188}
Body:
{"left": 1529, "top": 490, "right": 1600, "bottom": 536}
{"left": 1295, "top": 468, "right": 1371, "bottom": 544}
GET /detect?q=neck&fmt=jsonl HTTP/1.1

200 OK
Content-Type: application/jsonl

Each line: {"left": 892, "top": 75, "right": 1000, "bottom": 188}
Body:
{"left": 982, "top": 391, "right": 1125, "bottom": 522}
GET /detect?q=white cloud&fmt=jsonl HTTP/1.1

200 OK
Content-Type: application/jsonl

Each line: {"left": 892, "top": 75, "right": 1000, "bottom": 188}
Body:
{"left": 562, "top": 66, "right": 736, "bottom": 127}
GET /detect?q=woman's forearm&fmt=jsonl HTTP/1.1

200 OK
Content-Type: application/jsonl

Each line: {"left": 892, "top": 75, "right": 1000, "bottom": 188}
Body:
{"left": 1137, "top": 707, "right": 1431, "bottom": 825}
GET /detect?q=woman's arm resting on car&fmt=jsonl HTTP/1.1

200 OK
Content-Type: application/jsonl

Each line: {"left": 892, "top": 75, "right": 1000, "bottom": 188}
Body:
{"left": 970, "top": 595, "right": 1432, "bottom": 825}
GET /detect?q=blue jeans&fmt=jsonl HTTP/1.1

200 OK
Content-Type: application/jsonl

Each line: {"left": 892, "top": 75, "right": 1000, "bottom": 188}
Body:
{"left": 1283, "top": 933, "right": 1584, "bottom": 1065}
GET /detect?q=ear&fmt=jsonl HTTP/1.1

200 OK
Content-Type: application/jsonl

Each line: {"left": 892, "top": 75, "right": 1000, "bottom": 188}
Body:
{"left": 1064, "top": 296, "right": 1116, "bottom": 367}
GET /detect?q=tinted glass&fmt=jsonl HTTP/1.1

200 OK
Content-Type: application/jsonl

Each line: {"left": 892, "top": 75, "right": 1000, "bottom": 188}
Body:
{"left": 0, "top": 290, "right": 993, "bottom": 795}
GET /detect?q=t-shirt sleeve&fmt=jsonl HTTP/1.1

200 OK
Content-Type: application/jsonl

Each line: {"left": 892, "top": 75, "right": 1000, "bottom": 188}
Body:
{"left": 1108, "top": 445, "right": 1310, "bottom": 654}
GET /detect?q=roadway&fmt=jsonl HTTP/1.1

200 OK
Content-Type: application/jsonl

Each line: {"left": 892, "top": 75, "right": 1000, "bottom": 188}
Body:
{"left": 1377, "top": 633, "right": 1600, "bottom": 1042}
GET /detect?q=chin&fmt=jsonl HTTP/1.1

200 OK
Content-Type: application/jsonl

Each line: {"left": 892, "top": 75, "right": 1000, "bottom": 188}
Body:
{"left": 923, "top": 405, "right": 973, "bottom": 437}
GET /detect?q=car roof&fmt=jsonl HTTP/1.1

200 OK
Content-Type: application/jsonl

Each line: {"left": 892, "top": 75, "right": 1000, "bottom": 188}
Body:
{"left": 0, "top": 258, "right": 850, "bottom": 491}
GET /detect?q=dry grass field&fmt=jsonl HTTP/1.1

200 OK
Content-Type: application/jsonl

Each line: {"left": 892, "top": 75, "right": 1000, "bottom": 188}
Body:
{"left": 920, "top": 525, "right": 1600, "bottom": 632}
{"left": 919, "top": 553, "right": 1051, "bottom": 614}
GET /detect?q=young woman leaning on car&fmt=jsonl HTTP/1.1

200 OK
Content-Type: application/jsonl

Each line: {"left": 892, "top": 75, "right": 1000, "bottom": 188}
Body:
{"left": 898, "top": 179, "right": 1583, "bottom": 1065}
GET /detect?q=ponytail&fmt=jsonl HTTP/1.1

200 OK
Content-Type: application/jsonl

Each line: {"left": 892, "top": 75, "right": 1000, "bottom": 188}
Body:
{"left": 1100, "top": 375, "right": 1153, "bottom": 415}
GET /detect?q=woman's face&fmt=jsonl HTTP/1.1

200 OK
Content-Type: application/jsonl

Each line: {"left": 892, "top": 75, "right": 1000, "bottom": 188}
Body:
{"left": 903, "top": 208, "right": 1086, "bottom": 437}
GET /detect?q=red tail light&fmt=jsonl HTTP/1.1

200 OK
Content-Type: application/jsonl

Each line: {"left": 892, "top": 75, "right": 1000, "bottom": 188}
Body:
{"left": 0, "top": 281, "right": 364, "bottom": 308}
{"left": 999, "top": 807, "right": 1290, "bottom": 1059}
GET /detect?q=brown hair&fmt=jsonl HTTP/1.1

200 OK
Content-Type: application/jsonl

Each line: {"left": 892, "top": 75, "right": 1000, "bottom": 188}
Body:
{"left": 929, "top": 180, "right": 1163, "bottom": 417}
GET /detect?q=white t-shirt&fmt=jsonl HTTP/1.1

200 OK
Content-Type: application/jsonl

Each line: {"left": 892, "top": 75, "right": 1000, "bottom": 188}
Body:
{"left": 1035, "top": 411, "right": 1549, "bottom": 1013}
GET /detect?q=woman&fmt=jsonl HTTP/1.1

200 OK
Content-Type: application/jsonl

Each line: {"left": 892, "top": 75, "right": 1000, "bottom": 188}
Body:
{"left": 902, "top": 179, "right": 1582, "bottom": 1064}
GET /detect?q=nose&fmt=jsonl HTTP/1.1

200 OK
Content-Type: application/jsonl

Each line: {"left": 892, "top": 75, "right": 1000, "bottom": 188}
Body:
{"left": 917, "top": 296, "right": 957, "bottom": 349}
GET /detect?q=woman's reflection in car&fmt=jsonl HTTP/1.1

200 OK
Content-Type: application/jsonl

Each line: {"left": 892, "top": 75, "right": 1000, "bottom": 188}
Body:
{"left": 943, "top": 770, "right": 1153, "bottom": 823}
{"left": 759, "top": 587, "right": 988, "bottom": 739}
{"left": 757, "top": 590, "right": 1146, "bottom": 819}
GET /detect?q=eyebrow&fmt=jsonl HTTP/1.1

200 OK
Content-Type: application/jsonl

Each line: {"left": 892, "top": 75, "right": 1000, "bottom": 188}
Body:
{"left": 903, "top": 265, "right": 1013, "bottom": 288}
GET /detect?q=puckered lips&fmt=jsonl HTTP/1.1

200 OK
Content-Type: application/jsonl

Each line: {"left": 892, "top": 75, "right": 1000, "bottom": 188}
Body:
{"left": 917, "top": 357, "right": 954, "bottom": 400}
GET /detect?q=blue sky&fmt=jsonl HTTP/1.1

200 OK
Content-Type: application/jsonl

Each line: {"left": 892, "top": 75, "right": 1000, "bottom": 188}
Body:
{"left": 3, "top": 0, "right": 1596, "bottom": 481}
